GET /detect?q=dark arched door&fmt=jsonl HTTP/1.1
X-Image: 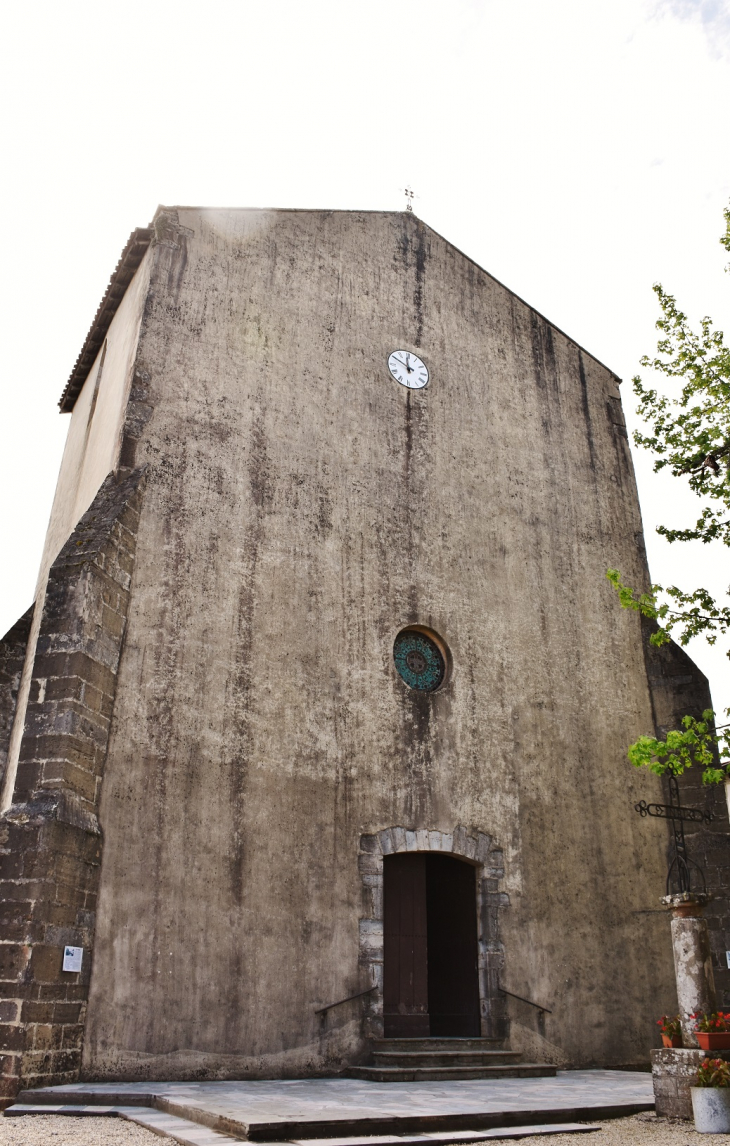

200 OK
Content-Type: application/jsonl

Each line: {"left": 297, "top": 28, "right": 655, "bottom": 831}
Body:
{"left": 383, "top": 852, "right": 480, "bottom": 1038}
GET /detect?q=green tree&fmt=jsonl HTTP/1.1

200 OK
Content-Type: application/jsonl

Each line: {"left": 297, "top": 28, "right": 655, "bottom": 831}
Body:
{"left": 609, "top": 203, "right": 730, "bottom": 785}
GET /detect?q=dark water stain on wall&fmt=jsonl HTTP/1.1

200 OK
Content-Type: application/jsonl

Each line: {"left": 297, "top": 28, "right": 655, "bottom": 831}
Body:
{"left": 397, "top": 216, "right": 428, "bottom": 347}
{"left": 413, "top": 225, "right": 427, "bottom": 346}
{"left": 226, "top": 399, "right": 274, "bottom": 910}
{"left": 142, "top": 469, "right": 190, "bottom": 1044}
{"left": 404, "top": 390, "right": 413, "bottom": 492}
{"left": 400, "top": 685, "right": 434, "bottom": 824}
{"left": 577, "top": 351, "right": 597, "bottom": 473}
{"left": 530, "top": 312, "right": 546, "bottom": 392}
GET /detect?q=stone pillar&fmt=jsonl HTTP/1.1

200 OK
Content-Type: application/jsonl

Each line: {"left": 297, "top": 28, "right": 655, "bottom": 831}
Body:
{"left": 662, "top": 891, "right": 716, "bottom": 1048}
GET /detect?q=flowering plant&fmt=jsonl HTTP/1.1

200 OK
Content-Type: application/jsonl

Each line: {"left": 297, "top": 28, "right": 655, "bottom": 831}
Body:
{"left": 692, "top": 1011, "right": 730, "bottom": 1033}
{"left": 657, "top": 1015, "right": 682, "bottom": 1039}
{"left": 696, "top": 1058, "right": 730, "bottom": 1088}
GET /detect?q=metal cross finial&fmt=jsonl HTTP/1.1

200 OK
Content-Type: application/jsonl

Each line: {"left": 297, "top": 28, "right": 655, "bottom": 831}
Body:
{"left": 634, "top": 774, "right": 712, "bottom": 895}
{"left": 404, "top": 186, "right": 415, "bottom": 213}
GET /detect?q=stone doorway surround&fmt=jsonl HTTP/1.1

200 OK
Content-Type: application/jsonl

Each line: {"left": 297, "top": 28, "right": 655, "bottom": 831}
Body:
{"left": 358, "top": 826, "right": 509, "bottom": 1039}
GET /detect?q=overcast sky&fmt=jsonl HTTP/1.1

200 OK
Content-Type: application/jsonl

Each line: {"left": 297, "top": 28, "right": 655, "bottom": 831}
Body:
{"left": 1, "top": 0, "right": 729, "bottom": 718}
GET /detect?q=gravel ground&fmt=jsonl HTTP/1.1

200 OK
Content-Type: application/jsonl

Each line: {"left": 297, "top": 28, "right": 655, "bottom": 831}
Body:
{"left": 512, "top": 1113, "right": 730, "bottom": 1146}
{"left": 0, "top": 1114, "right": 160, "bottom": 1144}
{"left": 0, "top": 1112, "right": 726, "bottom": 1146}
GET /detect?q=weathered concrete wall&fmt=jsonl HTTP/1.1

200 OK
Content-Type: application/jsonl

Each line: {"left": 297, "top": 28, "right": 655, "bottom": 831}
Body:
{"left": 0, "top": 610, "right": 33, "bottom": 793}
{"left": 70, "top": 208, "right": 681, "bottom": 1078}
{"left": 0, "top": 470, "right": 145, "bottom": 1102}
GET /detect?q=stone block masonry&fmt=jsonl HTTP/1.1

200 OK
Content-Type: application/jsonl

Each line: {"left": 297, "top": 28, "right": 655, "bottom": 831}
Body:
{"left": 641, "top": 616, "right": 730, "bottom": 1003}
{"left": 679, "top": 773, "right": 730, "bottom": 1005}
{"left": 651, "top": 1047, "right": 730, "bottom": 1119}
{"left": 0, "top": 468, "right": 145, "bottom": 1104}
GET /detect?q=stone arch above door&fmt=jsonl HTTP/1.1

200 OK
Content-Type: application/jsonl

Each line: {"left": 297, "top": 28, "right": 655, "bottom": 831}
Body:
{"left": 357, "top": 825, "right": 509, "bottom": 1039}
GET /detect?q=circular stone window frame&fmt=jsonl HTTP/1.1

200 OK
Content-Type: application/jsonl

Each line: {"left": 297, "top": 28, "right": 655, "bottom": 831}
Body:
{"left": 393, "top": 624, "right": 452, "bottom": 692}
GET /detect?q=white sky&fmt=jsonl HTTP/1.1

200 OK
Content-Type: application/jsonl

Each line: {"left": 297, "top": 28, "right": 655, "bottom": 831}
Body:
{"left": 1, "top": 0, "right": 729, "bottom": 717}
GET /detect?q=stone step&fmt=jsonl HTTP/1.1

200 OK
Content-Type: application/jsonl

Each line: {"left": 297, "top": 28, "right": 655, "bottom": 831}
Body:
{"left": 349, "top": 1063, "right": 558, "bottom": 1083}
{"left": 17, "top": 1088, "right": 158, "bottom": 1106}
{"left": 371, "top": 1038, "right": 503, "bottom": 1053}
{"left": 372, "top": 1051, "right": 524, "bottom": 1068}
{"left": 4, "top": 1104, "right": 600, "bottom": 1145}
{"left": 284, "top": 1126, "right": 601, "bottom": 1145}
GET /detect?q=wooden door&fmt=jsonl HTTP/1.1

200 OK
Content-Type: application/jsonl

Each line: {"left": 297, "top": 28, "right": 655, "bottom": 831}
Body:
{"left": 426, "top": 854, "right": 480, "bottom": 1036}
{"left": 383, "top": 853, "right": 429, "bottom": 1037}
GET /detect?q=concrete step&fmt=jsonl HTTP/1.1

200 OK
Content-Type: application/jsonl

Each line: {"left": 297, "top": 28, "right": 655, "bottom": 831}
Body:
{"left": 371, "top": 1038, "right": 503, "bottom": 1053}
{"left": 349, "top": 1063, "right": 558, "bottom": 1083}
{"left": 372, "top": 1051, "right": 523, "bottom": 1068}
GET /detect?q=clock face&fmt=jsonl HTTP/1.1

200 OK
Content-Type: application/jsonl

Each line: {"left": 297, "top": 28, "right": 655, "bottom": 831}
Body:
{"left": 387, "top": 350, "right": 429, "bottom": 390}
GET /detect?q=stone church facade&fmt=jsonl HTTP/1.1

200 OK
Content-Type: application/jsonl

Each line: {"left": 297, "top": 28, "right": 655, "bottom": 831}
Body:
{"left": 0, "top": 207, "right": 727, "bottom": 1100}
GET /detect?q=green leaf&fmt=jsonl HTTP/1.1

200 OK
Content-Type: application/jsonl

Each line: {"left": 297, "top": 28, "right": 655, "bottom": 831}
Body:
{"left": 626, "top": 710, "right": 727, "bottom": 785}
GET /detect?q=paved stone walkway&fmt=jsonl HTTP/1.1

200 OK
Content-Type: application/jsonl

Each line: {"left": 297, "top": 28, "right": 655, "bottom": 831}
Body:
{"left": 10, "top": 1072, "right": 653, "bottom": 1141}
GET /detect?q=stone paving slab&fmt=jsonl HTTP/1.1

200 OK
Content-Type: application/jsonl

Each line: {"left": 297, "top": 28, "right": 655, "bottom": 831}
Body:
{"left": 5, "top": 1104, "right": 244, "bottom": 1145}
{"left": 288, "top": 1125, "right": 602, "bottom": 1145}
{"left": 10, "top": 1072, "right": 653, "bottom": 1140}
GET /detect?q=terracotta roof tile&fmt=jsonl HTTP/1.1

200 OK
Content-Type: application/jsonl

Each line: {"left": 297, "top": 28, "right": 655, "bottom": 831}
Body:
{"left": 59, "top": 228, "right": 153, "bottom": 412}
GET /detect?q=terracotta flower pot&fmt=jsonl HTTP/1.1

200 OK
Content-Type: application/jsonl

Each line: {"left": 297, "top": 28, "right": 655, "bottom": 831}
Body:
{"left": 662, "top": 1034, "right": 682, "bottom": 1048}
{"left": 697, "top": 1032, "right": 730, "bottom": 1051}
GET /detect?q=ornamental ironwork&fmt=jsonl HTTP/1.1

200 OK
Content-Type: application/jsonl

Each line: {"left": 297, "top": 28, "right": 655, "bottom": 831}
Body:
{"left": 635, "top": 799, "right": 712, "bottom": 825}
{"left": 634, "top": 774, "right": 713, "bottom": 896}
{"left": 393, "top": 629, "right": 445, "bottom": 692}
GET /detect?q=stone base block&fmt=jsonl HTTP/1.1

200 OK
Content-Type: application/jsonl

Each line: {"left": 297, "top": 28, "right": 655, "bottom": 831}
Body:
{"left": 652, "top": 1048, "right": 705, "bottom": 1119}
{"left": 651, "top": 1048, "right": 730, "bottom": 1120}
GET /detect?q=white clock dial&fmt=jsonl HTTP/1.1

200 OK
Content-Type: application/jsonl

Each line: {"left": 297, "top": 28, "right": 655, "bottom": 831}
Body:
{"left": 387, "top": 350, "right": 429, "bottom": 390}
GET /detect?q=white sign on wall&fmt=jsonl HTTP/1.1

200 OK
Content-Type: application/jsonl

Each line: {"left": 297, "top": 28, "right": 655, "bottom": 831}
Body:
{"left": 62, "top": 946, "right": 83, "bottom": 973}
